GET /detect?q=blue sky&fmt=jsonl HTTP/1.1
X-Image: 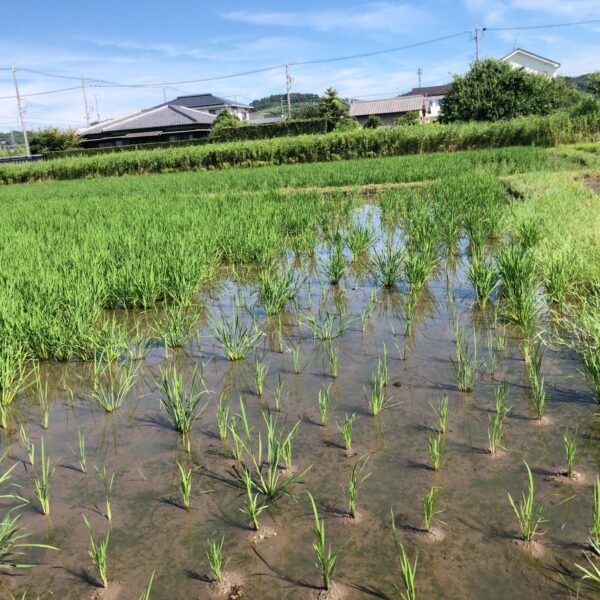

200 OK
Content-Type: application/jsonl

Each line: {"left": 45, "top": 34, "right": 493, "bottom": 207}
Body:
{"left": 0, "top": 0, "right": 599, "bottom": 130}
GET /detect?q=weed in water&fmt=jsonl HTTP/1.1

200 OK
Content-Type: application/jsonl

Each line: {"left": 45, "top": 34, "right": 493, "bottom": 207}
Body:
{"left": 254, "top": 359, "right": 268, "bottom": 397}
{"left": 240, "top": 468, "right": 267, "bottom": 531}
{"left": 96, "top": 466, "right": 115, "bottom": 524}
{"left": 32, "top": 438, "right": 52, "bottom": 516}
{"left": 428, "top": 432, "right": 445, "bottom": 472}
{"left": 326, "top": 344, "right": 339, "bottom": 378}
{"left": 391, "top": 511, "right": 418, "bottom": 600}
{"left": 308, "top": 492, "right": 346, "bottom": 590}
{"left": 216, "top": 393, "right": 229, "bottom": 442}
{"left": 338, "top": 413, "right": 357, "bottom": 454}
{"left": 508, "top": 461, "right": 548, "bottom": 542}
{"left": 422, "top": 486, "right": 442, "bottom": 531}
{"left": 206, "top": 535, "right": 228, "bottom": 582}
{"left": 318, "top": 385, "right": 332, "bottom": 428}
{"left": 158, "top": 365, "right": 209, "bottom": 450}
{"left": 432, "top": 395, "right": 449, "bottom": 434}
{"left": 368, "top": 240, "right": 404, "bottom": 288}
{"left": 177, "top": 462, "right": 193, "bottom": 510}
{"left": 212, "top": 312, "right": 263, "bottom": 361}
{"left": 83, "top": 516, "right": 109, "bottom": 588}
{"left": 345, "top": 456, "right": 371, "bottom": 519}
{"left": 287, "top": 344, "right": 301, "bottom": 374}
{"left": 564, "top": 428, "right": 579, "bottom": 478}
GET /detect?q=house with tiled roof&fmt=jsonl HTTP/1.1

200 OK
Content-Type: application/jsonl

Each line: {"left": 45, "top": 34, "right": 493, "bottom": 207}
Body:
{"left": 500, "top": 48, "right": 560, "bottom": 78}
{"left": 152, "top": 93, "right": 253, "bottom": 122}
{"left": 348, "top": 95, "right": 429, "bottom": 127}
{"left": 407, "top": 85, "right": 450, "bottom": 121}
{"left": 78, "top": 104, "right": 216, "bottom": 148}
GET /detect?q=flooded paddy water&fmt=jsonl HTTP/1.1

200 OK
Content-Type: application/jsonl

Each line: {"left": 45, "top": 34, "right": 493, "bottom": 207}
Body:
{"left": 1, "top": 199, "right": 599, "bottom": 600}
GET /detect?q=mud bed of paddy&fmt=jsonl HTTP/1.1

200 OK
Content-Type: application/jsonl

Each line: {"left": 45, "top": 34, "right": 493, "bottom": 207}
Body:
{"left": 1, "top": 198, "right": 600, "bottom": 600}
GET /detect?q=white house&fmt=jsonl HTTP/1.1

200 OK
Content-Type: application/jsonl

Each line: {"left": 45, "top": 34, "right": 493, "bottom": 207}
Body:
{"left": 500, "top": 48, "right": 560, "bottom": 78}
{"left": 408, "top": 85, "right": 450, "bottom": 121}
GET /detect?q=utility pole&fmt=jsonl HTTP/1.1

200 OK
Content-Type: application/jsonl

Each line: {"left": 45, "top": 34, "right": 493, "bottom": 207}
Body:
{"left": 417, "top": 68, "right": 423, "bottom": 88}
{"left": 11, "top": 64, "right": 30, "bottom": 156}
{"left": 470, "top": 27, "right": 481, "bottom": 61}
{"left": 285, "top": 64, "right": 292, "bottom": 118}
{"left": 81, "top": 74, "right": 91, "bottom": 127}
{"left": 94, "top": 94, "right": 101, "bottom": 122}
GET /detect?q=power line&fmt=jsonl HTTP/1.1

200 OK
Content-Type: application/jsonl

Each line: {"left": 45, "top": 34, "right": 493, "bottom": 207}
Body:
{"left": 0, "top": 85, "right": 82, "bottom": 100}
{"left": 484, "top": 17, "right": 600, "bottom": 32}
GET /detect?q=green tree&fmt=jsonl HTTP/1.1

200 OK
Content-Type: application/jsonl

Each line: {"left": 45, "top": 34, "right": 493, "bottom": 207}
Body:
{"left": 29, "top": 127, "right": 80, "bottom": 155}
{"left": 319, "top": 88, "right": 347, "bottom": 130}
{"left": 210, "top": 110, "right": 243, "bottom": 136}
{"left": 291, "top": 103, "right": 321, "bottom": 119}
{"left": 395, "top": 111, "right": 420, "bottom": 126}
{"left": 363, "top": 115, "right": 384, "bottom": 129}
{"left": 588, "top": 72, "right": 600, "bottom": 99}
{"left": 440, "top": 59, "right": 577, "bottom": 123}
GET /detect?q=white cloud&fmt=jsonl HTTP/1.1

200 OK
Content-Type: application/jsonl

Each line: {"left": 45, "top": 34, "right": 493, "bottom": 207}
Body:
{"left": 223, "top": 3, "right": 427, "bottom": 34}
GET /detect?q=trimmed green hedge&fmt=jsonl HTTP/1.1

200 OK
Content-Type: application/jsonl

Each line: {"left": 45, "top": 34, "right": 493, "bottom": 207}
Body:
{"left": 214, "top": 118, "right": 328, "bottom": 142}
{"left": 1, "top": 110, "right": 599, "bottom": 185}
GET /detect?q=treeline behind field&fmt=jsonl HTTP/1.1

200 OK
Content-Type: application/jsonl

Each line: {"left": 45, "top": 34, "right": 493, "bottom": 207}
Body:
{"left": 1, "top": 110, "right": 599, "bottom": 185}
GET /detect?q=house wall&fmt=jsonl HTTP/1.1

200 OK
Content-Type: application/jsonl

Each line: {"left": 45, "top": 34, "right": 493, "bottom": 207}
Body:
{"left": 504, "top": 54, "right": 558, "bottom": 78}
{"left": 426, "top": 95, "right": 444, "bottom": 121}
{"left": 206, "top": 106, "right": 251, "bottom": 122}
{"left": 81, "top": 128, "right": 211, "bottom": 148}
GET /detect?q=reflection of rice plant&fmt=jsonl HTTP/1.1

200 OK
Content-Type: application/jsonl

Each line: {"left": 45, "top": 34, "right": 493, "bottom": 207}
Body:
{"left": 308, "top": 492, "right": 346, "bottom": 591}
{"left": 422, "top": 486, "right": 442, "bottom": 531}
{"left": 508, "top": 462, "right": 547, "bottom": 542}
{"left": 432, "top": 395, "right": 448, "bottom": 434}
{"left": 391, "top": 512, "right": 418, "bottom": 600}
{"left": 345, "top": 456, "right": 371, "bottom": 518}
{"left": 177, "top": 462, "right": 193, "bottom": 510}
{"left": 212, "top": 312, "right": 263, "bottom": 361}
{"left": 404, "top": 291, "right": 418, "bottom": 338}
{"left": 468, "top": 254, "right": 498, "bottom": 310}
{"left": 258, "top": 268, "right": 299, "bottom": 316}
{"left": 254, "top": 359, "right": 268, "bottom": 397}
{"left": 305, "top": 313, "right": 353, "bottom": 340}
{"left": 590, "top": 477, "right": 600, "bottom": 549}
{"left": 564, "top": 428, "right": 579, "bottom": 478}
{"left": 91, "top": 361, "right": 138, "bottom": 413}
{"left": 318, "top": 385, "right": 332, "bottom": 428}
{"left": 451, "top": 323, "right": 478, "bottom": 393}
{"left": 0, "top": 510, "right": 57, "bottom": 570}
{"left": 158, "top": 365, "right": 209, "bottom": 450}
{"left": 96, "top": 466, "right": 115, "bottom": 524}
{"left": 83, "top": 516, "right": 109, "bottom": 588}
{"left": 32, "top": 438, "right": 52, "bottom": 516}
{"left": 206, "top": 535, "right": 228, "bottom": 582}
{"left": 338, "top": 414, "right": 357, "bottom": 453}
{"left": 368, "top": 240, "right": 404, "bottom": 288}
{"left": 428, "top": 432, "right": 445, "bottom": 472}
{"left": 240, "top": 468, "right": 267, "bottom": 531}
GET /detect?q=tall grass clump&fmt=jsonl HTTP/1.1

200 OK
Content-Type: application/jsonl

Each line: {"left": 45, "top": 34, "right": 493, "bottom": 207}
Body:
{"left": 212, "top": 312, "right": 263, "bottom": 360}
{"left": 368, "top": 239, "right": 404, "bottom": 288}
{"left": 308, "top": 492, "right": 346, "bottom": 591}
{"left": 508, "top": 462, "right": 547, "bottom": 542}
{"left": 158, "top": 365, "right": 209, "bottom": 450}
{"left": 258, "top": 267, "right": 299, "bottom": 316}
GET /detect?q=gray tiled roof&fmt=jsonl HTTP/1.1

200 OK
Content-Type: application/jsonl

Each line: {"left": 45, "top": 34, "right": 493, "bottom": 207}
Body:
{"left": 349, "top": 96, "right": 427, "bottom": 117}
{"left": 409, "top": 84, "right": 450, "bottom": 97}
{"left": 79, "top": 105, "right": 216, "bottom": 136}
{"left": 153, "top": 93, "right": 252, "bottom": 110}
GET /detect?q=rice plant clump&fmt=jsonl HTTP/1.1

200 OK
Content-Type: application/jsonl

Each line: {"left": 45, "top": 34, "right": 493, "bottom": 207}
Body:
{"left": 428, "top": 432, "right": 445, "bottom": 472}
{"left": 422, "top": 486, "right": 443, "bottom": 531}
{"left": 212, "top": 312, "right": 263, "bottom": 361}
{"left": 451, "top": 322, "right": 479, "bottom": 393}
{"left": 368, "top": 240, "right": 404, "bottom": 288}
{"left": 305, "top": 312, "right": 354, "bottom": 341}
{"left": 83, "top": 516, "right": 109, "bottom": 588}
{"left": 338, "top": 414, "right": 357, "bottom": 454}
{"left": 206, "top": 535, "right": 228, "bottom": 582}
{"left": 590, "top": 477, "right": 600, "bottom": 549}
{"left": 563, "top": 428, "right": 579, "bottom": 478}
{"left": 317, "top": 385, "right": 332, "bottom": 427}
{"left": 345, "top": 456, "right": 371, "bottom": 519}
{"left": 468, "top": 253, "right": 498, "bottom": 310}
{"left": 0, "top": 342, "right": 29, "bottom": 429}
{"left": 258, "top": 267, "right": 299, "bottom": 316}
{"left": 91, "top": 360, "right": 138, "bottom": 413}
{"left": 347, "top": 223, "right": 375, "bottom": 258}
{"left": 391, "top": 511, "right": 418, "bottom": 600}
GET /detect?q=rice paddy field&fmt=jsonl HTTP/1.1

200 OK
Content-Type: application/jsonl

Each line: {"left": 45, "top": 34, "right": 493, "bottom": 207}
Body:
{"left": 2, "top": 143, "right": 600, "bottom": 599}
